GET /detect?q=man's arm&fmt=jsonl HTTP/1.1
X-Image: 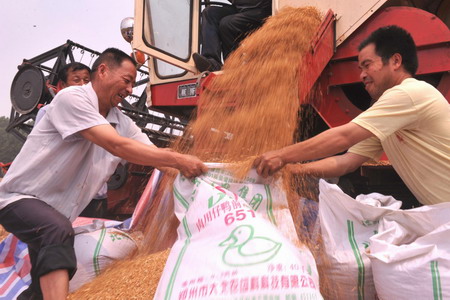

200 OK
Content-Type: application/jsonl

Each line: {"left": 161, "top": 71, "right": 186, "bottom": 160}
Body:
{"left": 254, "top": 122, "right": 374, "bottom": 177}
{"left": 80, "top": 124, "right": 207, "bottom": 178}
{"left": 288, "top": 152, "right": 370, "bottom": 178}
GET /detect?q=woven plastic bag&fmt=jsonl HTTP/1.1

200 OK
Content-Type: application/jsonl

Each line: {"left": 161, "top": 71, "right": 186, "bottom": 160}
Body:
{"left": 367, "top": 203, "right": 450, "bottom": 300}
{"left": 69, "top": 222, "right": 137, "bottom": 292}
{"left": 154, "top": 166, "right": 323, "bottom": 299}
{"left": 318, "top": 179, "right": 401, "bottom": 300}
{"left": 201, "top": 164, "right": 301, "bottom": 245}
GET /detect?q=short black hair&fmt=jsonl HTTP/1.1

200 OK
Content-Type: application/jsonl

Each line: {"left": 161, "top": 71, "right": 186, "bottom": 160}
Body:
{"left": 91, "top": 48, "right": 137, "bottom": 75}
{"left": 58, "top": 62, "right": 91, "bottom": 83}
{"left": 358, "top": 25, "right": 418, "bottom": 75}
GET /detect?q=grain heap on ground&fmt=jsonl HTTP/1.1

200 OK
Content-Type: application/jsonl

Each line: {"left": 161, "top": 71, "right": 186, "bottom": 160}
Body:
{"left": 68, "top": 249, "right": 170, "bottom": 300}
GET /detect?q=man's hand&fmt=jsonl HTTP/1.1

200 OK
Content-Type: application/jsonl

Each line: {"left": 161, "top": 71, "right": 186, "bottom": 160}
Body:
{"left": 175, "top": 153, "right": 208, "bottom": 178}
{"left": 253, "top": 149, "right": 286, "bottom": 178}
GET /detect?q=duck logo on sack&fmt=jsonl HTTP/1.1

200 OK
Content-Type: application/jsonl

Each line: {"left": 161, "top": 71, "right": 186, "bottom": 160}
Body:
{"left": 219, "top": 225, "right": 282, "bottom": 267}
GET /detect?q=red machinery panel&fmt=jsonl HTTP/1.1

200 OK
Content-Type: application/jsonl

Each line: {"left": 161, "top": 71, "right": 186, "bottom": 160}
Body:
{"left": 151, "top": 79, "right": 199, "bottom": 107}
{"left": 313, "top": 6, "right": 450, "bottom": 128}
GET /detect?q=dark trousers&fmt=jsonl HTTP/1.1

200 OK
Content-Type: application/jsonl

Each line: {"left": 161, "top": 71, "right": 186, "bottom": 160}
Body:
{"left": 201, "top": 5, "right": 271, "bottom": 64}
{"left": 79, "top": 197, "right": 107, "bottom": 218}
{"left": 0, "top": 198, "right": 76, "bottom": 298}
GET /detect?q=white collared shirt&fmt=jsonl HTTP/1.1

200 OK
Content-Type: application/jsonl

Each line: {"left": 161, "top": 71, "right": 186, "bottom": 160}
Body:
{"left": 0, "top": 83, "right": 152, "bottom": 221}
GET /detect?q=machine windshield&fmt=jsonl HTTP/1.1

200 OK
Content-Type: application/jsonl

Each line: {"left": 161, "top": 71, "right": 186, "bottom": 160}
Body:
{"left": 143, "top": 0, "right": 191, "bottom": 77}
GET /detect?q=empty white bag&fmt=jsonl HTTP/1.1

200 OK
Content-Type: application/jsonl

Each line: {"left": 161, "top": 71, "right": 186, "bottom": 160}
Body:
{"left": 318, "top": 179, "right": 401, "bottom": 300}
{"left": 368, "top": 203, "right": 450, "bottom": 300}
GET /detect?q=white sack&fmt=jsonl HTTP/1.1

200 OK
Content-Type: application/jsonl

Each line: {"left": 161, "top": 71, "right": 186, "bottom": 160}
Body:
{"left": 368, "top": 203, "right": 450, "bottom": 300}
{"left": 154, "top": 167, "right": 323, "bottom": 299}
{"left": 69, "top": 226, "right": 137, "bottom": 292}
{"left": 318, "top": 179, "right": 401, "bottom": 300}
{"left": 203, "top": 165, "right": 300, "bottom": 244}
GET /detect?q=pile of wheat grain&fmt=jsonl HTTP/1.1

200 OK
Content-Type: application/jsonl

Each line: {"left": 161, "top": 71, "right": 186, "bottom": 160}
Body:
{"left": 69, "top": 249, "right": 170, "bottom": 299}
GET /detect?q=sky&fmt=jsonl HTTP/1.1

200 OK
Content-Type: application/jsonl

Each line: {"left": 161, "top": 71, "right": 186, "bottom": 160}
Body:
{"left": 0, "top": 0, "right": 137, "bottom": 118}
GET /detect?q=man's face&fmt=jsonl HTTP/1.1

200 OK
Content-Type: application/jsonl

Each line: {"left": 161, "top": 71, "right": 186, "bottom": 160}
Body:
{"left": 358, "top": 43, "right": 395, "bottom": 101}
{"left": 103, "top": 60, "right": 137, "bottom": 108}
{"left": 64, "top": 69, "right": 90, "bottom": 87}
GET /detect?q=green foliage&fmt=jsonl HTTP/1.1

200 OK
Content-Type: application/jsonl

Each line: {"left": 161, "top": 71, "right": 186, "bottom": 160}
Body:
{"left": 0, "top": 117, "right": 23, "bottom": 164}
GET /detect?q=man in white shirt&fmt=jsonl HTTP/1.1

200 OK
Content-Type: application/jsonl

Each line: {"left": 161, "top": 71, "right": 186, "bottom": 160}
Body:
{"left": 35, "top": 62, "right": 108, "bottom": 218}
{"left": 254, "top": 25, "right": 450, "bottom": 205}
{"left": 0, "top": 48, "right": 207, "bottom": 300}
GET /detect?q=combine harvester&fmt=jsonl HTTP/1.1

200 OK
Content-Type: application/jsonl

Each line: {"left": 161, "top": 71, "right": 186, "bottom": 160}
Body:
{"left": 129, "top": 0, "right": 450, "bottom": 207}
{"left": 6, "top": 0, "right": 449, "bottom": 211}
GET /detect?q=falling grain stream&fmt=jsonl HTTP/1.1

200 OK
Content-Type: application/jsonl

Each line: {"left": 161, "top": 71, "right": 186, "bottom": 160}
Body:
{"left": 69, "top": 7, "right": 339, "bottom": 299}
